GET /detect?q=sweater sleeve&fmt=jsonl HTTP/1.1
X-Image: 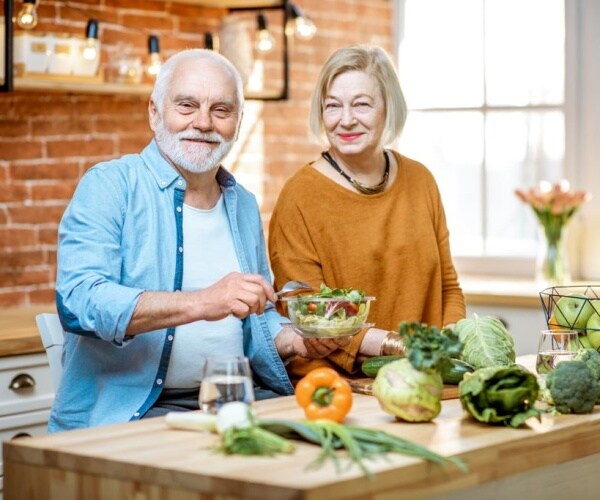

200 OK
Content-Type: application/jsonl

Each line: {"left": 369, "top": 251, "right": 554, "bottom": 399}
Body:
{"left": 432, "top": 181, "right": 466, "bottom": 325}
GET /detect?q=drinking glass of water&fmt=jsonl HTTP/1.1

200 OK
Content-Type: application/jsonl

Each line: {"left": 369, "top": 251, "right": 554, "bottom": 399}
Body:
{"left": 535, "top": 329, "right": 580, "bottom": 374}
{"left": 199, "top": 355, "right": 255, "bottom": 413}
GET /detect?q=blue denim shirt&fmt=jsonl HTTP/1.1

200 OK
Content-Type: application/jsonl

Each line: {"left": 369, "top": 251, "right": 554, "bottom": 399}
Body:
{"left": 49, "top": 140, "right": 294, "bottom": 432}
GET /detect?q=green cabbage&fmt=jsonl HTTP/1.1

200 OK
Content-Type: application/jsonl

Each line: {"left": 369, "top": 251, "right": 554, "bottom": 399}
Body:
{"left": 458, "top": 365, "right": 540, "bottom": 428}
{"left": 454, "top": 314, "right": 516, "bottom": 368}
{"left": 372, "top": 359, "right": 443, "bottom": 422}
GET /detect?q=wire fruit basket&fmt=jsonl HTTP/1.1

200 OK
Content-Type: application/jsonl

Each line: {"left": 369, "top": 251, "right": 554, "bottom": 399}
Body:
{"left": 539, "top": 285, "right": 600, "bottom": 332}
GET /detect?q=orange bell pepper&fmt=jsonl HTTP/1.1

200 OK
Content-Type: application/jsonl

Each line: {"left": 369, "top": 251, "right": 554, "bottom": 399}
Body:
{"left": 295, "top": 367, "right": 353, "bottom": 422}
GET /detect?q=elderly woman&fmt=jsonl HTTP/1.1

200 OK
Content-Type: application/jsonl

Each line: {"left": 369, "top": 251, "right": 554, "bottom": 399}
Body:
{"left": 268, "top": 44, "right": 466, "bottom": 382}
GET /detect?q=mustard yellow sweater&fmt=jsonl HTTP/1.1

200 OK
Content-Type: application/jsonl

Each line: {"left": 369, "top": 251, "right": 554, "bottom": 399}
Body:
{"left": 269, "top": 151, "right": 466, "bottom": 381}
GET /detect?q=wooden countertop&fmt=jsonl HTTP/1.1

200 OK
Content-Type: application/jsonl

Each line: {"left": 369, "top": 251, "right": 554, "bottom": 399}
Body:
{"left": 461, "top": 276, "right": 551, "bottom": 308}
{"left": 5, "top": 356, "right": 600, "bottom": 499}
{"left": 0, "top": 305, "right": 56, "bottom": 358}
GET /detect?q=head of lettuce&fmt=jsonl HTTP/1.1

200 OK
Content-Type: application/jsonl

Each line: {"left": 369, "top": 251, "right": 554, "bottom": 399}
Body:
{"left": 458, "top": 365, "right": 540, "bottom": 428}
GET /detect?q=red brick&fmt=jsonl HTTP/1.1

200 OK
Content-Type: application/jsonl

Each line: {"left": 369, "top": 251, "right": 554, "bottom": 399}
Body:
{"left": 119, "top": 135, "right": 153, "bottom": 155}
{"left": 0, "top": 183, "right": 29, "bottom": 203}
{"left": 105, "top": 0, "right": 166, "bottom": 11}
{"left": 0, "top": 292, "right": 30, "bottom": 308}
{"left": 32, "top": 118, "right": 96, "bottom": 137}
{"left": 39, "top": 229, "right": 59, "bottom": 246}
{"left": 0, "top": 250, "right": 46, "bottom": 269}
{"left": 8, "top": 205, "right": 66, "bottom": 225}
{"left": 120, "top": 14, "right": 175, "bottom": 32}
{"left": 46, "top": 139, "right": 114, "bottom": 159}
{"left": 31, "top": 183, "right": 78, "bottom": 202}
{"left": 0, "top": 228, "right": 37, "bottom": 247}
{"left": 30, "top": 288, "right": 57, "bottom": 305}
{"left": 9, "top": 161, "right": 80, "bottom": 181}
{"left": 96, "top": 117, "right": 150, "bottom": 134}
{"left": 0, "top": 141, "right": 44, "bottom": 161}
{"left": 0, "top": 270, "right": 51, "bottom": 287}
{"left": 0, "top": 119, "right": 30, "bottom": 137}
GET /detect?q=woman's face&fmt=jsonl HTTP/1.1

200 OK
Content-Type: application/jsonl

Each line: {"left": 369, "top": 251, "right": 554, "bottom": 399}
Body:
{"left": 322, "top": 70, "right": 386, "bottom": 158}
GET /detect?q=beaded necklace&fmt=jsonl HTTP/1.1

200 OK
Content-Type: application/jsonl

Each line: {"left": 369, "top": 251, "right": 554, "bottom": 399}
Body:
{"left": 321, "top": 150, "right": 389, "bottom": 195}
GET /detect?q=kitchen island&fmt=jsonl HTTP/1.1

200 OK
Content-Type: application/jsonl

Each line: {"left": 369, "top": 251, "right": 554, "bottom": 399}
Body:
{"left": 4, "top": 360, "right": 600, "bottom": 500}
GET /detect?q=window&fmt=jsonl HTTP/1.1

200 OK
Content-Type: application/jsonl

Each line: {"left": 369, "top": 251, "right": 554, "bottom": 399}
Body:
{"left": 395, "top": 0, "right": 565, "bottom": 275}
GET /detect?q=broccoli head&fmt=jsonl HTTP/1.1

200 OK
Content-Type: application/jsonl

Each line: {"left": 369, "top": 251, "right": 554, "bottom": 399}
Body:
{"left": 574, "top": 348, "right": 600, "bottom": 377}
{"left": 546, "top": 360, "right": 599, "bottom": 414}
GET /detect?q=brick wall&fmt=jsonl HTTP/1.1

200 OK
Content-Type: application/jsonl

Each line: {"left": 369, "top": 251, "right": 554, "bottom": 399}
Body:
{"left": 0, "top": 0, "right": 392, "bottom": 308}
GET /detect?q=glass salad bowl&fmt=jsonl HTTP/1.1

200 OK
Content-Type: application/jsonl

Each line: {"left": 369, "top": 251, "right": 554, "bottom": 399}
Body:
{"left": 281, "top": 291, "right": 375, "bottom": 339}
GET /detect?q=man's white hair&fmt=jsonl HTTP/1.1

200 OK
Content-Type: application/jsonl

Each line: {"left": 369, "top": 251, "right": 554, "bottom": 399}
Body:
{"left": 151, "top": 49, "right": 245, "bottom": 115}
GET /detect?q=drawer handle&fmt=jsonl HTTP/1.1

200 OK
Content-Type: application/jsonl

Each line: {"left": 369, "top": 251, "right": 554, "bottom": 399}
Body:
{"left": 12, "top": 432, "right": 32, "bottom": 439}
{"left": 9, "top": 373, "right": 36, "bottom": 391}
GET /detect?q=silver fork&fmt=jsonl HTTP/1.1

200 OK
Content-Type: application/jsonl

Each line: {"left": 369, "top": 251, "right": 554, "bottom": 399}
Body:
{"left": 274, "top": 280, "right": 312, "bottom": 298}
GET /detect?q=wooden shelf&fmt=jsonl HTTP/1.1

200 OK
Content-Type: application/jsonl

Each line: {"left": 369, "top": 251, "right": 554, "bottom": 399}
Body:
{"left": 4, "top": 1, "right": 289, "bottom": 100}
{"left": 157, "top": 1, "right": 283, "bottom": 8}
{"left": 14, "top": 77, "right": 153, "bottom": 96}
{"left": 14, "top": 76, "right": 285, "bottom": 100}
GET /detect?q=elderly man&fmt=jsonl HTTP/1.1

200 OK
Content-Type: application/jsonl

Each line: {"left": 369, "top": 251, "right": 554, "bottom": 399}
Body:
{"left": 49, "top": 49, "right": 344, "bottom": 432}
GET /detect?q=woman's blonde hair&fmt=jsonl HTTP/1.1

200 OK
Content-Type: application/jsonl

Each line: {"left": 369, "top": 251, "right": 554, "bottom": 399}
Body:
{"left": 309, "top": 44, "right": 407, "bottom": 147}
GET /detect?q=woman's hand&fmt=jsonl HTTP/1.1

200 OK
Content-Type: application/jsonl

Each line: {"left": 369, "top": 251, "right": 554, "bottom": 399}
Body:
{"left": 275, "top": 327, "right": 351, "bottom": 360}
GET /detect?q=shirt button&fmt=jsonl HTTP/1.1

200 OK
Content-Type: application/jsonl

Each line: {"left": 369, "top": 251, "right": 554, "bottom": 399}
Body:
{"left": 176, "top": 206, "right": 182, "bottom": 212}
{"left": 168, "top": 335, "right": 174, "bottom": 341}
{"left": 156, "top": 378, "right": 163, "bottom": 385}
{"left": 177, "top": 180, "right": 183, "bottom": 186}
{"left": 161, "top": 180, "right": 167, "bottom": 186}
{"left": 133, "top": 412, "right": 140, "bottom": 417}
{"left": 179, "top": 246, "right": 183, "bottom": 253}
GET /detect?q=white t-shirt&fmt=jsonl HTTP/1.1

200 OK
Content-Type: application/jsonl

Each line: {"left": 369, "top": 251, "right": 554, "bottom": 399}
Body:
{"left": 164, "top": 195, "right": 243, "bottom": 388}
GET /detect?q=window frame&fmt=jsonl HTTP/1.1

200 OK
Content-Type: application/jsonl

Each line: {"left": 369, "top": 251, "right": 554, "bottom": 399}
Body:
{"left": 392, "top": 0, "right": 579, "bottom": 278}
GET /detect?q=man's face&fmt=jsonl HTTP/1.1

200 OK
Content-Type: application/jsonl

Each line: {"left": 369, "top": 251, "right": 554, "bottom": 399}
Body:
{"left": 150, "top": 58, "right": 241, "bottom": 174}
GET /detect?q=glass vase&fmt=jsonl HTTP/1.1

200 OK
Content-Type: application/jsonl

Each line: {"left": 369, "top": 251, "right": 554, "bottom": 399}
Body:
{"left": 535, "top": 225, "right": 571, "bottom": 285}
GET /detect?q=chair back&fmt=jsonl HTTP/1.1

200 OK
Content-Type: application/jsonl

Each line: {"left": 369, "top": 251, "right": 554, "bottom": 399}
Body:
{"left": 35, "top": 313, "right": 65, "bottom": 391}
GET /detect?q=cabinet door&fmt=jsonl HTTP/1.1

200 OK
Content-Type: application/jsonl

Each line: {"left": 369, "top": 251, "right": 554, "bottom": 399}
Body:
{"left": 0, "top": 408, "right": 51, "bottom": 497}
{"left": 0, "top": 354, "right": 54, "bottom": 417}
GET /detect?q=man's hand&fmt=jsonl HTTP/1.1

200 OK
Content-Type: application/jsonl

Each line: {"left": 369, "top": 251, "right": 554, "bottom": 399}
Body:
{"left": 127, "top": 272, "right": 276, "bottom": 335}
{"left": 192, "top": 272, "right": 276, "bottom": 320}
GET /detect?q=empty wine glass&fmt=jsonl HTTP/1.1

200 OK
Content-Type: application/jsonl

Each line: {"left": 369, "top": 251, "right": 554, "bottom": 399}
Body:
{"left": 198, "top": 355, "right": 255, "bottom": 414}
{"left": 535, "top": 329, "right": 580, "bottom": 374}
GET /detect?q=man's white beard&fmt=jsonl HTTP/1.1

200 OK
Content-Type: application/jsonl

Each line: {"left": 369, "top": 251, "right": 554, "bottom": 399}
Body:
{"left": 155, "top": 120, "right": 235, "bottom": 174}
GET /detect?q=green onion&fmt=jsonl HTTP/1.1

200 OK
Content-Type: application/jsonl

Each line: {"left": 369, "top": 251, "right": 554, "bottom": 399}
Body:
{"left": 260, "top": 418, "right": 468, "bottom": 477}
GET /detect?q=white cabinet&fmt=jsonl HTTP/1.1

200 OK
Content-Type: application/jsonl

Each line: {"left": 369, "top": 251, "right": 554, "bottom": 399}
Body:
{"left": 466, "top": 304, "right": 547, "bottom": 356}
{"left": 0, "top": 353, "right": 53, "bottom": 500}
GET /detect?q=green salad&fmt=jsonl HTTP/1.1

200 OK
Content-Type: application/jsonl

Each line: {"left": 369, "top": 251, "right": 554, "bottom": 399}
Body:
{"left": 285, "top": 284, "right": 373, "bottom": 337}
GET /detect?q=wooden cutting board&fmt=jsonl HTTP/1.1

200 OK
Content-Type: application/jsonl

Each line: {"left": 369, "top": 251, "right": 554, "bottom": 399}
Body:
{"left": 347, "top": 377, "right": 460, "bottom": 399}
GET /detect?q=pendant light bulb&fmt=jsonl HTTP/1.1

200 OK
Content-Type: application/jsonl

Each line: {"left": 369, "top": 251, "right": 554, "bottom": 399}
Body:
{"left": 255, "top": 13, "right": 274, "bottom": 52}
{"left": 146, "top": 35, "right": 162, "bottom": 78}
{"left": 285, "top": 3, "right": 317, "bottom": 40}
{"left": 17, "top": 0, "right": 38, "bottom": 30}
{"left": 294, "top": 17, "right": 316, "bottom": 40}
{"left": 82, "top": 19, "right": 100, "bottom": 61}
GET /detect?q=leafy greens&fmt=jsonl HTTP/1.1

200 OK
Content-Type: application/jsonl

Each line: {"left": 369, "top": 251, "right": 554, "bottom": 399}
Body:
{"left": 454, "top": 314, "right": 516, "bottom": 369}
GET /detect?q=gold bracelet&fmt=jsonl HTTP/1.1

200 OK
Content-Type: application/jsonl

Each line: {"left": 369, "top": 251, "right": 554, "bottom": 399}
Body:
{"left": 379, "top": 331, "right": 405, "bottom": 357}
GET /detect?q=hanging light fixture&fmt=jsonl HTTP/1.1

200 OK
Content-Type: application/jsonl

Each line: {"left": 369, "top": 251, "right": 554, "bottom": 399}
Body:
{"left": 255, "top": 12, "right": 274, "bottom": 52}
{"left": 146, "top": 35, "right": 162, "bottom": 77}
{"left": 285, "top": 3, "right": 316, "bottom": 40}
{"left": 82, "top": 19, "right": 100, "bottom": 61}
{"left": 16, "top": 0, "right": 39, "bottom": 30}
{"left": 204, "top": 32, "right": 214, "bottom": 51}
